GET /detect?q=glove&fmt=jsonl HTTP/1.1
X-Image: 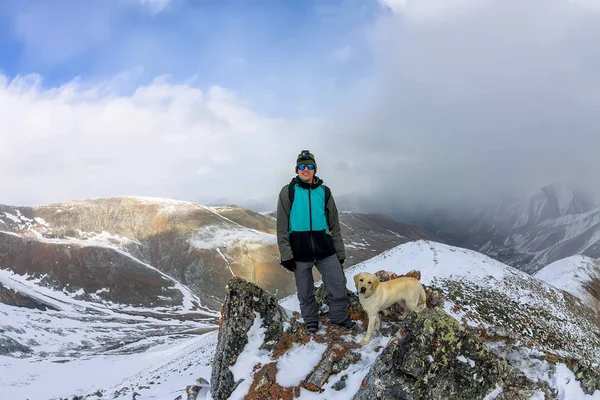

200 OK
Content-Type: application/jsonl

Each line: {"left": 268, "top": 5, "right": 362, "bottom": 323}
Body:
{"left": 339, "top": 259, "right": 345, "bottom": 266}
{"left": 281, "top": 259, "right": 296, "bottom": 272}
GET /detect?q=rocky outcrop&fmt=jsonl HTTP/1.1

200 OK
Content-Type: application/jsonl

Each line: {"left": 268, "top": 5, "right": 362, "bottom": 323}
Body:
{"left": 0, "top": 283, "right": 59, "bottom": 311}
{"left": 0, "top": 336, "right": 32, "bottom": 356}
{"left": 354, "top": 307, "right": 540, "bottom": 400}
{"left": 208, "top": 274, "right": 548, "bottom": 400}
{"left": 210, "top": 277, "right": 288, "bottom": 400}
{"left": 208, "top": 271, "right": 598, "bottom": 399}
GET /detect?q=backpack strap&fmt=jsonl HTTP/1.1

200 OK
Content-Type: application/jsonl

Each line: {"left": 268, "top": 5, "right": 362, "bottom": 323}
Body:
{"left": 324, "top": 185, "right": 331, "bottom": 221}
{"left": 288, "top": 178, "right": 331, "bottom": 216}
{"left": 288, "top": 180, "right": 296, "bottom": 205}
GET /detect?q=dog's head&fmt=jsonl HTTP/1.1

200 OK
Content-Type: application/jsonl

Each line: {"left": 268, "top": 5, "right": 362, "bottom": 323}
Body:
{"left": 353, "top": 272, "right": 380, "bottom": 297}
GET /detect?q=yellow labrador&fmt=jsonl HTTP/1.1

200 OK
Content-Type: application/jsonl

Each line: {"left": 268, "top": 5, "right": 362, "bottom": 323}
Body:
{"left": 353, "top": 272, "right": 426, "bottom": 345}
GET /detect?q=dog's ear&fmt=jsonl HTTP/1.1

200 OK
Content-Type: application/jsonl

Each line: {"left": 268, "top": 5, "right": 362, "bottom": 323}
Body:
{"left": 353, "top": 274, "right": 360, "bottom": 288}
{"left": 372, "top": 277, "right": 380, "bottom": 291}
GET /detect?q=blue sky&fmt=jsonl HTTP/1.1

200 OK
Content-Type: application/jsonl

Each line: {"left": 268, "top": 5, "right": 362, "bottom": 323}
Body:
{"left": 0, "top": 0, "right": 378, "bottom": 116}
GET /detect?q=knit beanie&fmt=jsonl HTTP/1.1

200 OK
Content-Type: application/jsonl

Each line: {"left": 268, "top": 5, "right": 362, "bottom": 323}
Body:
{"left": 296, "top": 150, "right": 317, "bottom": 172}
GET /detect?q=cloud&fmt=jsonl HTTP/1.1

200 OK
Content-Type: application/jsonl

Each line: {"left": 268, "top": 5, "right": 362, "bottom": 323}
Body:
{"left": 325, "top": 0, "right": 600, "bottom": 211}
{"left": 0, "top": 73, "right": 323, "bottom": 206}
{"left": 333, "top": 45, "right": 356, "bottom": 64}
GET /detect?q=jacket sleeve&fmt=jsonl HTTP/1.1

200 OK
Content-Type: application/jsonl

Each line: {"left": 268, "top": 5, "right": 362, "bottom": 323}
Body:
{"left": 276, "top": 185, "right": 294, "bottom": 262}
{"left": 326, "top": 190, "right": 346, "bottom": 260}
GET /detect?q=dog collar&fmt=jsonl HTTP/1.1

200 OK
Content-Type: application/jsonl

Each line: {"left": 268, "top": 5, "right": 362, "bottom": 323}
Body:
{"left": 359, "top": 291, "right": 375, "bottom": 299}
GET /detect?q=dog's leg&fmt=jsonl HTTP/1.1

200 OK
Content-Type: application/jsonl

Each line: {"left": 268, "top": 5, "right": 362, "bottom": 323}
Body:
{"left": 360, "top": 314, "right": 377, "bottom": 345}
{"left": 375, "top": 314, "right": 381, "bottom": 331}
{"left": 400, "top": 298, "right": 419, "bottom": 320}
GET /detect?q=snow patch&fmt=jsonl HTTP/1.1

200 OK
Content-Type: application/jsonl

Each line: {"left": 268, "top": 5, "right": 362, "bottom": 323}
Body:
{"left": 276, "top": 341, "right": 328, "bottom": 387}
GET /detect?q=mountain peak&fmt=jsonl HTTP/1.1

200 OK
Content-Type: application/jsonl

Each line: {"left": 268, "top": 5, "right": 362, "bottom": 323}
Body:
{"left": 538, "top": 183, "right": 595, "bottom": 217}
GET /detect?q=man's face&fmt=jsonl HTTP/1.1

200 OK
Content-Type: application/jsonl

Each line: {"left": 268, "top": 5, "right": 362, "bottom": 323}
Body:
{"left": 297, "top": 163, "right": 315, "bottom": 182}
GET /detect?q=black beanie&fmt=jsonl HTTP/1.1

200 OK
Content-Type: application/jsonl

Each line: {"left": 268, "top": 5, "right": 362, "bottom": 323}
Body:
{"left": 296, "top": 150, "right": 317, "bottom": 172}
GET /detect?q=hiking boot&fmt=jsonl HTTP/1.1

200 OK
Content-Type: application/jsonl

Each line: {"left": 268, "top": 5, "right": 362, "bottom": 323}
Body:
{"left": 333, "top": 318, "right": 356, "bottom": 330}
{"left": 305, "top": 321, "right": 319, "bottom": 333}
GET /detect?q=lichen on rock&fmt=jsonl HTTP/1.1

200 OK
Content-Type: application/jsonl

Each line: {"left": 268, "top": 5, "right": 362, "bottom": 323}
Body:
{"left": 353, "top": 307, "right": 541, "bottom": 400}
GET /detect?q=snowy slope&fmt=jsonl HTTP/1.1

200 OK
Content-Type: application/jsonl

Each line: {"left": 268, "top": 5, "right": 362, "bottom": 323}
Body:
{"left": 535, "top": 255, "right": 600, "bottom": 312}
{"left": 0, "top": 278, "right": 218, "bottom": 400}
{"left": 0, "top": 263, "right": 209, "bottom": 315}
{"left": 279, "top": 240, "right": 600, "bottom": 399}
{"left": 4, "top": 240, "right": 600, "bottom": 399}
{"left": 0, "top": 264, "right": 219, "bottom": 400}
{"left": 1, "top": 319, "right": 218, "bottom": 400}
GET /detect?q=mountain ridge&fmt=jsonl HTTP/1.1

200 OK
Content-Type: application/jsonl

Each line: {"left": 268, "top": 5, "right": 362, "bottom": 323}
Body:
{"left": 0, "top": 196, "right": 441, "bottom": 312}
{"left": 410, "top": 184, "right": 600, "bottom": 274}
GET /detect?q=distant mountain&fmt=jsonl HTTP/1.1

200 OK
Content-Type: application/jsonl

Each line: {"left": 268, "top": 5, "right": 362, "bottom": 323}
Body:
{"left": 412, "top": 184, "right": 600, "bottom": 273}
{"left": 0, "top": 197, "right": 440, "bottom": 313}
{"left": 0, "top": 197, "right": 290, "bottom": 311}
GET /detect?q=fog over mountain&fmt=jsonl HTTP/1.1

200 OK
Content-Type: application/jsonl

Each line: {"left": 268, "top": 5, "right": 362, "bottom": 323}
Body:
{"left": 320, "top": 0, "right": 600, "bottom": 213}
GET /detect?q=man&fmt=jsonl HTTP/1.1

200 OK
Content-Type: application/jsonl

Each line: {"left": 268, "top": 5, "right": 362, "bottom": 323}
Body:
{"left": 276, "top": 150, "right": 355, "bottom": 333}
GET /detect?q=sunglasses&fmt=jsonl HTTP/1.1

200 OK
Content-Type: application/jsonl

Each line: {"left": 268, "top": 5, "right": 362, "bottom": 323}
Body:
{"left": 298, "top": 164, "right": 315, "bottom": 171}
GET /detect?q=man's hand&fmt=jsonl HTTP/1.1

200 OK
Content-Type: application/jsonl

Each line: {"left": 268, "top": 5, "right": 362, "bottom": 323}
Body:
{"left": 281, "top": 259, "right": 296, "bottom": 272}
{"left": 339, "top": 259, "right": 345, "bottom": 267}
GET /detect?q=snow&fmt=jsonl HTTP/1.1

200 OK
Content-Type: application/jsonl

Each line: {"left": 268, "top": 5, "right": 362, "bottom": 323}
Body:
{"left": 3, "top": 212, "right": 20, "bottom": 223}
{"left": 276, "top": 341, "right": 328, "bottom": 387}
{"left": 1, "top": 330, "right": 217, "bottom": 400}
{"left": 552, "top": 184, "right": 576, "bottom": 215}
{"left": 1, "top": 210, "right": 38, "bottom": 230}
{"left": 340, "top": 239, "right": 511, "bottom": 287}
{"left": 228, "top": 313, "right": 273, "bottom": 400}
{"left": 538, "top": 208, "right": 600, "bottom": 244}
{"left": 345, "top": 240, "right": 370, "bottom": 249}
{"left": 457, "top": 355, "right": 475, "bottom": 367}
{"left": 535, "top": 255, "right": 599, "bottom": 309}
{"left": 97, "top": 195, "right": 202, "bottom": 214}
{"left": 215, "top": 247, "right": 235, "bottom": 276}
{"left": 386, "top": 229, "right": 407, "bottom": 238}
{"left": 190, "top": 224, "right": 276, "bottom": 250}
{"left": 554, "top": 363, "right": 600, "bottom": 399}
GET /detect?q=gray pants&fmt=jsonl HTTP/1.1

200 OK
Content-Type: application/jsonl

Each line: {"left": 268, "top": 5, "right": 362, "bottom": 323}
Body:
{"left": 294, "top": 254, "right": 349, "bottom": 324}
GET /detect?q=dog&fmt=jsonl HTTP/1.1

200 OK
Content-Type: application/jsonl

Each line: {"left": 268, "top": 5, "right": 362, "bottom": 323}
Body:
{"left": 353, "top": 272, "right": 426, "bottom": 345}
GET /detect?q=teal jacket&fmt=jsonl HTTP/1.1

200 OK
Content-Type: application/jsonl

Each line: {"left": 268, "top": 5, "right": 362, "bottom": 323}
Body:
{"left": 276, "top": 176, "right": 345, "bottom": 262}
